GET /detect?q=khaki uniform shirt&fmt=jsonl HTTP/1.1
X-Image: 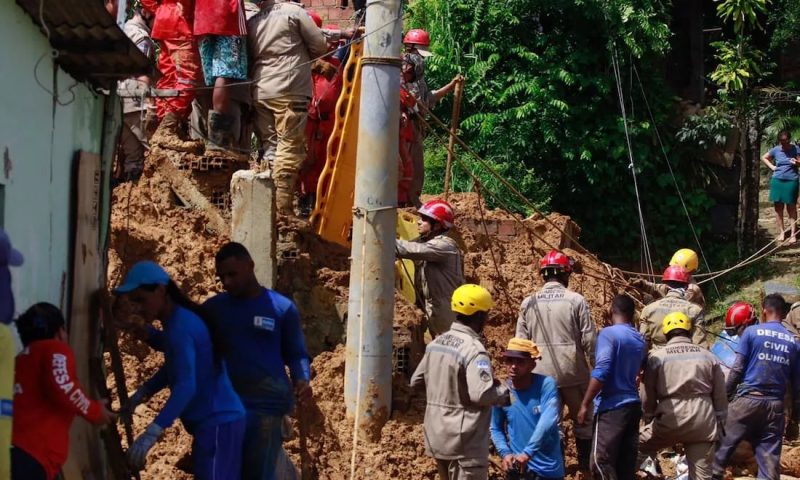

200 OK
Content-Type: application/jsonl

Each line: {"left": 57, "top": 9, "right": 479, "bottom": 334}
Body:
{"left": 639, "top": 290, "right": 705, "bottom": 348}
{"left": 515, "top": 281, "right": 596, "bottom": 388}
{"left": 642, "top": 336, "right": 727, "bottom": 444}
{"left": 396, "top": 235, "right": 464, "bottom": 336}
{"left": 655, "top": 282, "right": 705, "bottom": 309}
{"left": 785, "top": 302, "right": 800, "bottom": 337}
{"left": 247, "top": 0, "right": 327, "bottom": 100}
{"left": 410, "top": 322, "right": 509, "bottom": 460}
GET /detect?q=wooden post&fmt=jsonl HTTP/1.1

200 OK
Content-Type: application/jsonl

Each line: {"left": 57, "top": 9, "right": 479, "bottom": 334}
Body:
{"left": 443, "top": 77, "right": 464, "bottom": 198}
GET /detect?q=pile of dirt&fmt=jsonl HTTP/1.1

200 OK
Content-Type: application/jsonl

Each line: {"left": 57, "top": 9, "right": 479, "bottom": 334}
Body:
{"left": 114, "top": 162, "right": 778, "bottom": 479}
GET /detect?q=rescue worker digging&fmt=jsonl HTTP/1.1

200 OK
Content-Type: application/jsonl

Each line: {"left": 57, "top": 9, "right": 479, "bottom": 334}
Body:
{"left": 713, "top": 294, "right": 800, "bottom": 480}
{"left": 639, "top": 312, "right": 727, "bottom": 480}
{"left": 639, "top": 265, "right": 705, "bottom": 348}
{"left": 515, "top": 249, "right": 596, "bottom": 475}
{"left": 411, "top": 284, "right": 510, "bottom": 480}
{"left": 396, "top": 199, "right": 465, "bottom": 337}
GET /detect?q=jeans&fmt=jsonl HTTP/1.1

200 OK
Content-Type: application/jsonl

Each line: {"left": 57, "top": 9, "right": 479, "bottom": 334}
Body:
{"left": 242, "top": 411, "right": 284, "bottom": 480}
{"left": 591, "top": 403, "right": 642, "bottom": 480}
{"left": 713, "top": 395, "right": 784, "bottom": 480}
{"left": 11, "top": 447, "right": 47, "bottom": 480}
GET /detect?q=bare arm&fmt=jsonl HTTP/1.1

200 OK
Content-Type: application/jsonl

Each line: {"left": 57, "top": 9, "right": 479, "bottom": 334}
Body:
{"left": 762, "top": 152, "right": 777, "bottom": 172}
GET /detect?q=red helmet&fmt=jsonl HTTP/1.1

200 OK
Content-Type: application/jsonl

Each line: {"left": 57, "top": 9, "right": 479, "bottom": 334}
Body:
{"left": 725, "top": 302, "right": 755, "bottom": 329}
{"left": 539, "top": 250, "right": 572, "bottom": 273}
{"left": 418, "top": 199, "right": 454, "bottom": 229}
{"left": 403, "top": 29, "right": 430, "bottom": 46}
{"left": 662, "top": 265, "right": 690, "bottom": 284}
{"left": 307, "top": 9, "right": 323, "bottom": 28}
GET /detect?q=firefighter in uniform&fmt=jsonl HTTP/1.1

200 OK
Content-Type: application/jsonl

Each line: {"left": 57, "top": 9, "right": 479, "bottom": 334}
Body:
{"left": 639, "top": 312, "right": 728, "bottom": 480}
{"left": 633, "top": 248, "right": 706, "bottom": 308}
{"left": 411, "top": 284, "right": 510, "bottom": 480}
{"left": 515, "top": 249, "right": 596, "bottom": 474}
{"left": 639, "top": 265, "right": 705, "bottom": 348}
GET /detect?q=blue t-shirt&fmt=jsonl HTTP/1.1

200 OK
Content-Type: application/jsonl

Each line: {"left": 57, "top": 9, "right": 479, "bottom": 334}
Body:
{"left": 142, "top": 306, "right": 244, "bottom": 433}
{"left": 735, "top": 321, "right": 800, "bottom": 399}
{"left": 203, "top": 288, "right": 311, "bottom": 415}
{"left": 490, "top": 375, "right": 564, "bottom": 478}
{"left": 591, "top": 323, "right": 646, "bottom": 413}
{"left": 769, "top": 145, "right": 799, "bottom": 180}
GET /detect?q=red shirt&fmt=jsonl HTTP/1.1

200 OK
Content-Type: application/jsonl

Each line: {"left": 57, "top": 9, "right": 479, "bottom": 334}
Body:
{"left": 141, "top": 0, "right": 195, "bottom": 41}
{"left": 12, "top": 340, "right": 103, "bottom": 479}
{"left": 194, "top": 0, "right": 246, "bottom": 36}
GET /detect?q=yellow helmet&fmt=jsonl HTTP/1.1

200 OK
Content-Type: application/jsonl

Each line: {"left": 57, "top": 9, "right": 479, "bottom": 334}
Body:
{"left": 662, "top": 312, "right": 692, "bottom": 335}
{"left": 452, "top": 284, "right": 494, "bottom": 315}
{"left": 670, "top": 248, "right": 699, "bottom": 273}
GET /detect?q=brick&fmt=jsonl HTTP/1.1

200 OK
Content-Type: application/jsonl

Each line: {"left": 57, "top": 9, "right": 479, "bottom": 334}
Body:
{"left": 498, "top": 220, "right": 516, "bottom": 237}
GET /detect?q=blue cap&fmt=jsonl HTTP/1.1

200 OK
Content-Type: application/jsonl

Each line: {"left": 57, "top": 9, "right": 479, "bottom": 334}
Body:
{"left": 114, "top": 260, "right": 170, "bottom": 293}
{"left": 0, "top": 229, "right": 24, "bottom": 267}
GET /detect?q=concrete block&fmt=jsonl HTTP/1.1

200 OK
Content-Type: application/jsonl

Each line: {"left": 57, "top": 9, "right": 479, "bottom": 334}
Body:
{"left": 231, "top": 170, "right": 277, "bottom": 289}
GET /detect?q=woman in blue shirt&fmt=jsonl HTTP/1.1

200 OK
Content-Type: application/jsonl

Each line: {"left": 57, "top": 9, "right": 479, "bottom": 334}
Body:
{"left": 762, "top": 129, "right": 799, "bottom": 243}
{"left": 115, "top": 261, "right": 245, "bottom": 479}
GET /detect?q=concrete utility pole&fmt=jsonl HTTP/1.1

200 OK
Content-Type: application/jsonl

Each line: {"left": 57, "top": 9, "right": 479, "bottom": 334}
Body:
{"left": 343, "top": 0, "right": 402, "bottom": 444}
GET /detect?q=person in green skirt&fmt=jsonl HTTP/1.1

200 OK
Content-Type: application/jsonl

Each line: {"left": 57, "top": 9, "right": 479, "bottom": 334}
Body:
{"left": 762, "top": 130, "right": 799, "bottom": 243}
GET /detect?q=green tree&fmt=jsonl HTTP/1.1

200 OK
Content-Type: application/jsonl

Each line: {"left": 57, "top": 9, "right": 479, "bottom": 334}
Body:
{"left": 709, "top": 0, "right": 770, "bottom": 254}
{"left": 409, "top": 0, "right": 714, "bottom": 262}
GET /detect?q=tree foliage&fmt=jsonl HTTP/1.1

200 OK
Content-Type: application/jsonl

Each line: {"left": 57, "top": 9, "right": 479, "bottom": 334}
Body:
{"left": 410, "top": 0, "right": 715, "bottom": 260}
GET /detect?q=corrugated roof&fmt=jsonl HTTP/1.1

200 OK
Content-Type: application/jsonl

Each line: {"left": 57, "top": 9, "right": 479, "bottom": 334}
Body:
{"left": 15, "top": 0, "right": 151, "bottom": 88}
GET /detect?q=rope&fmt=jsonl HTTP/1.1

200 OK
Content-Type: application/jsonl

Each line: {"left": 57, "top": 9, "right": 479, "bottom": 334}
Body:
{"left": 631, "top": 65, "right": 721, "bottom": 298}
{"left": 414, "top": 113, "right": 648, "bottom": 305}
{"left": 472, "top": 181, "right": 516, "bottom": 313}
{"left": 413, "top": 98, "right": 594, "bottom": 257}
{"left": 610, "top": 48, "right": 655, "bottom": 277}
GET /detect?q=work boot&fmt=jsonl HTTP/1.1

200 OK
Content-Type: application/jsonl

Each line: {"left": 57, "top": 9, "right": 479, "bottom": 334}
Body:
{"left": 275, "top": 174, "right": 298, "bottom": 217}
{"left": 206, "top": 110, "right": 242, "bottom": 161}
{"left": 151, "top": 112, "right": 204, "bottom": 153}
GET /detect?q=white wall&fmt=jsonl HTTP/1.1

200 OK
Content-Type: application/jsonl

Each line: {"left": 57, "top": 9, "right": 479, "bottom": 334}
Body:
{"left": 0, "top": 2, "right": 106, "bottom": 315}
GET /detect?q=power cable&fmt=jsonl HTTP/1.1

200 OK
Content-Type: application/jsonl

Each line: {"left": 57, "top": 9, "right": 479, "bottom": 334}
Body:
{"left": 631, "top": 64, "right": 721, "bottom": 298}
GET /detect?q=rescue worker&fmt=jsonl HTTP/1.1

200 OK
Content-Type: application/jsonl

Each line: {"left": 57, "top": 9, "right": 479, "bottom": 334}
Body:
{"left": 194, "top": 0, "right": 248, "bottom": 156}
{"left": 710, "top": 302, "right": 757, "bottom": 377}
{"left": 713, "top": 294, "right": 800, "bottom": 480}
{"left": 578, "top": 294, "right": 646, "bottom": 480}
{"left": 248, "top": 0, "right": 327, "bottom": 215}
{"left": 785, "top": 300, "right": 800, "bottom": 336}
{"left": 300, "top": 18, "right": 343, "bottom": 216}
{"left": 204, "top": 243, "right": 311, "bottom": 480}
{"left": 396, "top": 199, "right": 465, "bottom": 337}
{"left": 515, "top": 249, "right": 596, "bottom": 475}
{"left": 141, "top": 0, "right": 203, "bottom": 152}
{"left": 639, "top": 312, "right": 727, "bottom": 480}
{"left": 490, "top": 338, "right": 564, "bottom": 480}
{"left": 0, "top": 229, "right": 24, "bottom": 480}
{"left": 400, "top": 29, "right": 461, "bottom": 207}
{"left": 190, "top": 0, "right": 260, "bottom": 156}
{"left": 116, "top": 261, "right": 246, "bottom": 476}
{"left": 12, "top": 303, "right": 115, "bottom": 480}
{"left": 639, "top": 265, "right": 705, "bottom": 348}
{"left": 633, "top": 248, "right": 705, "bottom": 308}
{"left": 116, "top": 7, "right": 155, "bottom": 182}
{"left": 411, "top": 284, "right": 510, "bottom": 480}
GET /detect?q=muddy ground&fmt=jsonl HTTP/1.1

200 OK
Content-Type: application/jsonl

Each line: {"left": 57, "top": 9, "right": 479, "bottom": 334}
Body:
{"left": 106, "top": 157, "right": 800, "bottom": 479}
